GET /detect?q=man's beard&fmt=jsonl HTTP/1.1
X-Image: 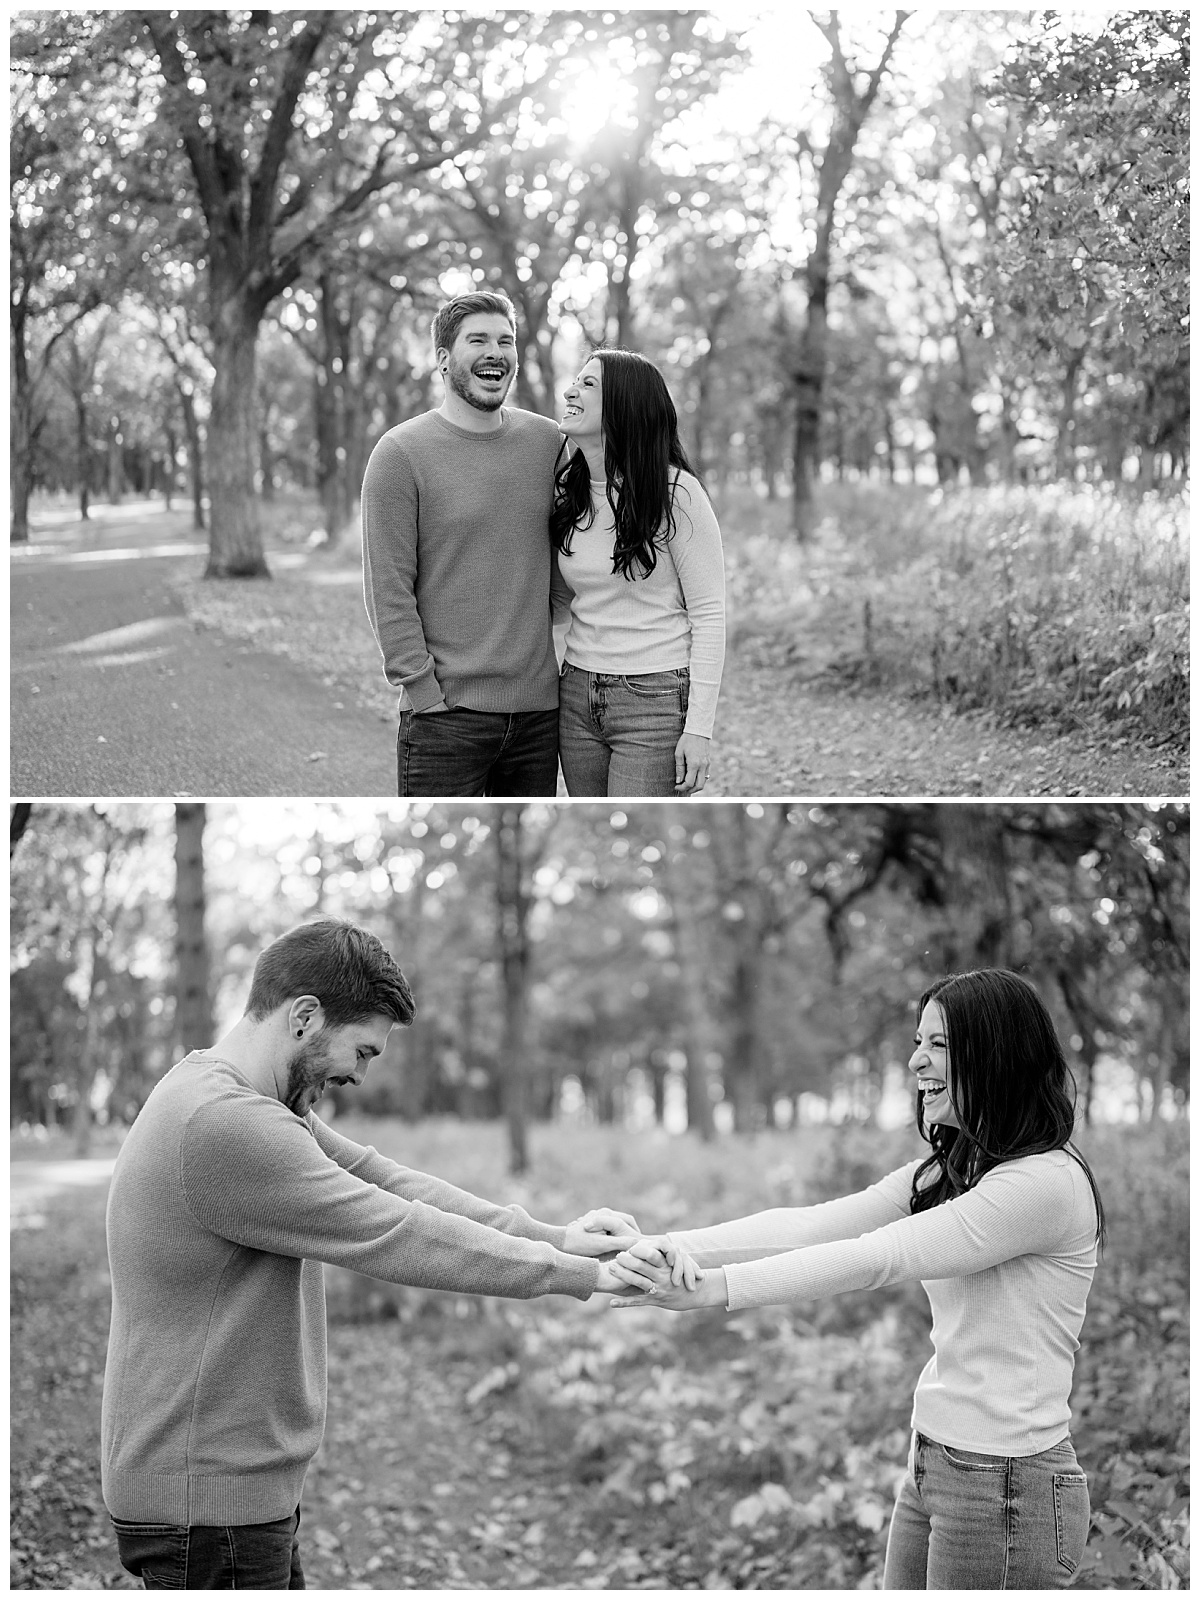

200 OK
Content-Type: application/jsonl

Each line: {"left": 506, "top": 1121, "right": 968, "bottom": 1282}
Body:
{"left": 446, "top": 352, "right": 514, "bottom": 412}
{"left": 284, "top": 1034, "right": 335, "bottom": 1117}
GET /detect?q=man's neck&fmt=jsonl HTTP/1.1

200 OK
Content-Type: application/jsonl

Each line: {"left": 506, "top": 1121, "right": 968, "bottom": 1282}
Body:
{"left": 437, "top": 394, "right": 506, "bottom": 434}
{"left": 202, "top": 1015, "right": 285, "bottom": 1102}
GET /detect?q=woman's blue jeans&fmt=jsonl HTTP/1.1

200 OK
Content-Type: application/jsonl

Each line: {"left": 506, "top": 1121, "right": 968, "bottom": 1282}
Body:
{"left": 883, "top": 1432, "right": 1090, "bottom": 1589}
{"left": 112, "top": 1507, "right": 304, "bottom": 1589}
{"left": 558, "top": 661, "right": 689, "bottom": 796}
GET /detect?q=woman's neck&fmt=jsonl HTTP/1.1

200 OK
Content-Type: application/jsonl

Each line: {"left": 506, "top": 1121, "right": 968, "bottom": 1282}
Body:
{"left": 574, "top": 437, "right": 607, "bottom": 484}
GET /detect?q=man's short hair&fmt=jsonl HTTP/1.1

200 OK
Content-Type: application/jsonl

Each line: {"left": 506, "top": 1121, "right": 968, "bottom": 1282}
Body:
{"left": 431, "top": 290, "right": 517, "bottom": 360}
{"left": 245, "top": 920, "right": 415, "bottom": 1029}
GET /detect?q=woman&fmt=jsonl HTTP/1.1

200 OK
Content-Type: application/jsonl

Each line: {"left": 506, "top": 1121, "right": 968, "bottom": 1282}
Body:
{"left": 553, "top": 349, "right": 725, "bottom": 797}
{"left": 610, "top": 969, "right": 1105, "bottom": 1590}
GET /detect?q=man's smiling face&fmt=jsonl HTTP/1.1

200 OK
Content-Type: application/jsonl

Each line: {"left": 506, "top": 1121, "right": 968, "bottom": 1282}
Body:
{"left": 441, "top": 312, "right": 518, "bottom": 413}
{"left": 284, "top": 1013, "right": 393, "bottom": 1118}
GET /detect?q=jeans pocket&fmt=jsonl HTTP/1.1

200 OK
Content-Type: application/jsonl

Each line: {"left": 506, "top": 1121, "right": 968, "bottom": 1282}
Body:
{"left": 112, "top": 1518, "right": 189, "bottom": 1588}
{"left": 1052, "top": 1472, "right": 1090, "bottom": 1573}
{"left": 940, "top": 1443, "right": 1008, "bottom": 1472}
{"left": 621, "top": 670, "right": 687, "bottom": 699}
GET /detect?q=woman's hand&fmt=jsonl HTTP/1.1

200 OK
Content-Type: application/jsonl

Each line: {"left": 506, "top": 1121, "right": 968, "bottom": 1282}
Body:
{"left": 620, "top": 1235, "right": 703, "bottom": 1289}
{"left": 607, "top": 1240, "right": 728, "bottom": 1311}
{"left": 675, "top": 732, "right": 711, "bottom": 795}
{"left": 594, "top": 1257, "right": 659, "bottom": 1297}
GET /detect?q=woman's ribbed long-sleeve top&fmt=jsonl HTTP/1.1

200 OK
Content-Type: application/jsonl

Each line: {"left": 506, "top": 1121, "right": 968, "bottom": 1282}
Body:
{"left": 102, "top": 1055, "right": 597, "bottom": 1527}
{"left": 668, "top": 1152, "right": 1098, "bottom": 1455}
{"left": 553, "top": 472, "right": 726, "bottom": 738}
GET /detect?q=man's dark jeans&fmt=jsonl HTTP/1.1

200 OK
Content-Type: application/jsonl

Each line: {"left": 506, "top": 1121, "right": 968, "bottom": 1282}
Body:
{"left": 397, "top": 705, "right": 558, "bottom": 796}
{"left": 112, "top": 1508, "right": 303, "bottom": 1589}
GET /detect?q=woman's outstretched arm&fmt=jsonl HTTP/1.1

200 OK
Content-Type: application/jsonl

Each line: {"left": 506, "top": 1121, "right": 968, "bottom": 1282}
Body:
{"left": 614, "top": 1154, "right": 1092, "bottom": 1312}
{"left": 664, "top": 1161, "right": 917, "bottom": 1265}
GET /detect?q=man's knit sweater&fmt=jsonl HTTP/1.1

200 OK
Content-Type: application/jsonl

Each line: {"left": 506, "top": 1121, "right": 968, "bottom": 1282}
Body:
{"left": 669, "top": 1151, "right": 1098, "bottom": 1456}
{"left": 101, "top": 1054, "right": 597, "bottom": 1526}
{"left": 361, "top": 408, "right": 564, "bottom": 714}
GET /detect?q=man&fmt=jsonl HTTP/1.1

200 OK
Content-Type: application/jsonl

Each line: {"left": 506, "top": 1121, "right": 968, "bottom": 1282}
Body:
{"left": 102, "top": 919, "right": 643, "bottom": 1589}
{"left": 362, "top": 289, "right": 565, "bottom": 796}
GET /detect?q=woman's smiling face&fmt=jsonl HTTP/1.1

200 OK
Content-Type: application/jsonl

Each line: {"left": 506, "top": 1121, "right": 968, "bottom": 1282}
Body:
{"left": 561, "top": 357, "right": 604, "bottom": 441}
{"left": 910, "top": 999, "right": 959, "bottom": 1128}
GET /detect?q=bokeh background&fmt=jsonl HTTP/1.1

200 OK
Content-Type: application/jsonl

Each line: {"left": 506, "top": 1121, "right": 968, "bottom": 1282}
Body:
{"left": 9, "top": 800, "right": 1189, "bottom": 1588}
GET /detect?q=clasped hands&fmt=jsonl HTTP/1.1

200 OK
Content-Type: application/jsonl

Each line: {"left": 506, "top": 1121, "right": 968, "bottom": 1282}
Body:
{"left": 565, "top": 1208, "right": 726, "bottom": 1311}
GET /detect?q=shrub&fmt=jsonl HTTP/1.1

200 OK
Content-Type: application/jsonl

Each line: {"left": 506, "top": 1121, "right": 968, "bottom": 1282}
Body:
{"left": 724, "top": 480, "right": 1190, "bottom": 741}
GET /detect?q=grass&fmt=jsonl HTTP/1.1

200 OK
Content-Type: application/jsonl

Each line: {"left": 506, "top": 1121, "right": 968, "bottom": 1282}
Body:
{"left": 13, "top": 1116, "right": 1187, "bottom": 1589}
{"left": 723, "top": 480, "right": 1190, "bottom": 742}
{"left": 168, "top": 480, "right": 1190, "bottom": 763}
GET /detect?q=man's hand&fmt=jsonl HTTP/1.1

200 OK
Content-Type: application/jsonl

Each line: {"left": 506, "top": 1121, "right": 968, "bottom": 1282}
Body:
{"left": 608, "top": 1242, "right": 728, "bottom": 1312}
{"left": 675, "top": 732, "right": 711, "bottom": 795}
{"left": 563, "top": 1207, "right": 641, "bottom": 1258}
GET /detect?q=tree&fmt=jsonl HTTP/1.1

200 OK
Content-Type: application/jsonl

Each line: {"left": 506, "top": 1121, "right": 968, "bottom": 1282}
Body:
{"left": 9, "top": 58, "right": 110, "bottom": 539}
{"left": 97, "top": 11, "right": 486, "bottom": 575}
{"left": 53, "top": 311, "right": 110, "bottom": 518}
{"left": 788, "top": 11, "right": 909, "bottom": 534}
{"left": 494, "top": 805, "right": 550, "bottom": 1173}
{"left": 11, "top": 804, "right": 34, "bottom": 855}
{"left": 976, "top": 12, "right": 1190, "bottom": 481}
{"left": 705, "top": 805, "right": 808, "bottom": 1131}
{"left": 657, "top": 811, "right": 717, "bottom": 1139}
{"left": 173, "top": 804, "right": 213, "bottom": 1057}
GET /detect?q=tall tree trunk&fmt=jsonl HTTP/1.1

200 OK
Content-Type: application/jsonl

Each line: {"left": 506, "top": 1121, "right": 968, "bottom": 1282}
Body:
{"left": 790, "top": 13, "right": 908, "bottom": 538}
{"left": 11, "top": 384, "right": 35, "bottom": 543}
{"left": 936, "top": 806, "right": 1014, "bottom": 966}
{"left": 206, "top": 297, "right": 269, "bottom": 576}
{"left": 791, "top": 300, "right": 829, "bottom": 536}
{"left": 106, "top": 414, "right": 125, "bottom": 503}
{"left": 1056, "top": 351, "right": 1083, "bottom": 480}
{"left": 495, "top": 806, "right": 531, "bottom": 1174}
{"left": 259, "top": 419, "right": 275, "bottom": 501}
{"left": 174, "top": 803, "right": 214, "bottom": 1057}
{"left": 727, "top": 922, "right": 763, "bottom": 1133}
{"left": 163, "top": 422, "right": 177, "bottom": 510}
{"left": 650, "top": 1057, "right": 667, "bottom": 1125}
{"left": 73, "top": 934, "right": 106, "bottom": 1157}
{"left": 75, "top": 391, "right": 91, "bottom": 519}
{"left": 176, "top": 383, "right": 207, "bottom": 531}
{"left": 316, "top": 271, "right": 353, "bottom": 543}
{"left": 660, "top": 809, "right": 715, "bottom": 1140}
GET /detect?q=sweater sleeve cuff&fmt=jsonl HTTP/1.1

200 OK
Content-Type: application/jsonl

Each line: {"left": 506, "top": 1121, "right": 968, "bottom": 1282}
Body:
{"left": 405, "top": 674, "right": 447, "bottom": 712}
{"left": 683, "top": 678, "right": 720, "bottom": 739}
{"left": 521, "top": 1215, "right": 570, "bottom": 1249}
{"left": 724, "top": 1260, "right": 774, "bottom": 1311}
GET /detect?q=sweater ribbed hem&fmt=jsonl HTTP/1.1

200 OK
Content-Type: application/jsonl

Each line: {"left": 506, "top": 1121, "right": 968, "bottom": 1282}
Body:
{"left": 103, "top": 1463, "right": 308, "bottom": 1527}
{"left": 424, "top": 670, "right": 561, "bottom": 714}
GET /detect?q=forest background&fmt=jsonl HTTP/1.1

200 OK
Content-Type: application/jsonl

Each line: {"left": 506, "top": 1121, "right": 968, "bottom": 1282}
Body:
{"left": 9, "top": 800, "right": 1191, "bottom": 1588}
{"left": 10, "top": 8, "right": 1190, "bottom": 754}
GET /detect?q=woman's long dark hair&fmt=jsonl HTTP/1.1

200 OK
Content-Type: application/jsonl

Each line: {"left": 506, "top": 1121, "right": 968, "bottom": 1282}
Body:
{"left": 911, "top": 968, "right": 1106, "bottom": 1247}
{"left": 550, "top": 348, "right": 703, "bottom": 580}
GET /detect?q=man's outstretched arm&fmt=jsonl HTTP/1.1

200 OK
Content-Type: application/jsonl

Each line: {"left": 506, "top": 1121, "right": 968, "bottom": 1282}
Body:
{"left": 311, "top": 1116, "right": 639, "bottom": 1253}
